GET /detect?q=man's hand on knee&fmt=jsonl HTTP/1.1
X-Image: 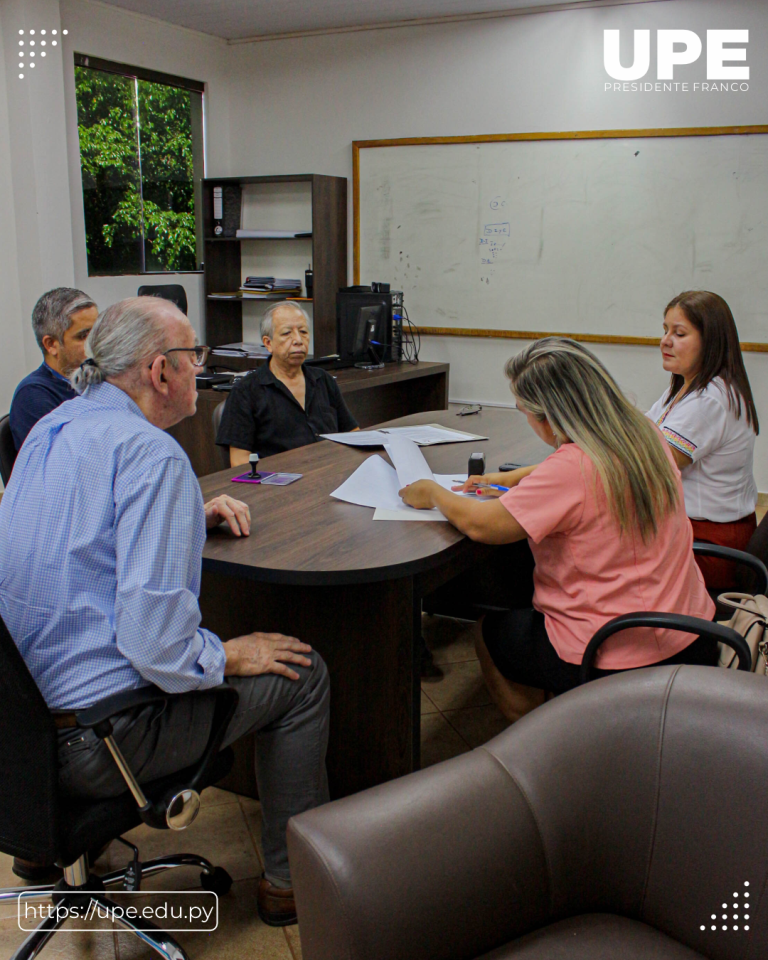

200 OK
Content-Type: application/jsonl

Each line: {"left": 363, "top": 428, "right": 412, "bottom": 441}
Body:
{"left": 224, "top": 633, "right": 313, "bottom": 680}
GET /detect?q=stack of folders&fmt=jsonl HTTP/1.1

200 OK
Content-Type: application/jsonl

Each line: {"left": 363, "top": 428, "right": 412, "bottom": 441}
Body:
{"left": 240, "top": 277, "right": 303, "bottom": 298}
{"left": 210, "top": 342, "right": 271, "bottom": 358}
{"left": 236, "top": 230, "right": 312, "bottom": 239}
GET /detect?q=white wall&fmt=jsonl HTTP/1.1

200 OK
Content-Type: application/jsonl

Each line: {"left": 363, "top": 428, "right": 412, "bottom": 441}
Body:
{"left": 0, "top": 7, "right": 28, "bottom": 417}
{"left": 223, "top": 0, "right": 768, "bottom": 489}
{"left": 1, "top": 0, "right": 76, "bottom": 406}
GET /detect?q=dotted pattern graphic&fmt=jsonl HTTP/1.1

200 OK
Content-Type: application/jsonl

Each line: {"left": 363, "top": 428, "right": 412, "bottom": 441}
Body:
{"left": 17, "top": 28, "right": 68, "bottom": 79}
{"left": 700, "top": 882, "right": 751, "bottom": 933}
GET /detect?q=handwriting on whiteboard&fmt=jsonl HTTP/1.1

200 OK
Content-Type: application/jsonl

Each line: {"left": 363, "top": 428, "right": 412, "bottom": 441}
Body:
{"left": 479, "top": 219, "right": 509, "bottom": 278}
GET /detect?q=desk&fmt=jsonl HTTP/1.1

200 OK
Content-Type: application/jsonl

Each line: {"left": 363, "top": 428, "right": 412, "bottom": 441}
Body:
{"left": 168, "top": 360, "right": 449, "bottom": 477}
{"left": 198, "top": 405, "right": 550, "bottom": 799}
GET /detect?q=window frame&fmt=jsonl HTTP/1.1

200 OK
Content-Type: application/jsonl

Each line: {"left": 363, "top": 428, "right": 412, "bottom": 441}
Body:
{"left": 74, "top": 53, "right": 205, "bottom": 276}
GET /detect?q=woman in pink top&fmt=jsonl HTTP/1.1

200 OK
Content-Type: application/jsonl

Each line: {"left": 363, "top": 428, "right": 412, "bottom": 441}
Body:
{"left": 400, "top": 338, "right": 715, "bottom": 719}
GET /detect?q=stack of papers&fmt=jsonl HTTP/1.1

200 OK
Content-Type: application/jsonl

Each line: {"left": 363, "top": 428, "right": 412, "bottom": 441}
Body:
{"left": 330, "top": 436, "right": 471, "bottom": 521}
{"left": 210, "top": 342, "right": 271, "bottom": 358}
{"left": 321, "top": 423, "right": 488, "bottom": 447}
{"left": 240, "top": 276, "right": 303, "bottom": 293}
{"left": 236, "top": 230, "right": 313, "bottom": 239}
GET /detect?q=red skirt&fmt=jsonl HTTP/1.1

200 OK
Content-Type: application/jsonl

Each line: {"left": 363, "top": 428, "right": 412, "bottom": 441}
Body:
{"left": 691, "top": 513, "right": 757, "bottom": 591}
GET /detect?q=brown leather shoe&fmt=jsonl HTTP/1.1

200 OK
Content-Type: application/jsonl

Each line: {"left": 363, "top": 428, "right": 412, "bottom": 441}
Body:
{"left": 257, "top": 876, "right": 297, "bottom": 927}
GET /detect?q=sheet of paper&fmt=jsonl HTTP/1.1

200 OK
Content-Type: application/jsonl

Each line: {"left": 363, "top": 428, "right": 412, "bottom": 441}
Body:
{"left": 329, "top": 455, "right": 471, "bottom": 522}
{"left": 434, "top": 473, "right": 468, "bottom": 493}
{"left": 329, "top": 454, "right": 401, "bottom": 510}
{"left": 372, "top": 508, "right": 446, "bottom": 521}
{"left": 380, "top": 424, "right": 488, "bottom": 445}
{"left": 384, "top": 436, "right": 434, "bottom": 487}
{"left": 320, "top": 424, "right": 488, "bottom": 447}
{"left": 320, "top": 430, "right": 390, "bottom": 446}
{"left": 330, "top": 453, "right": 445, "bottom": 519}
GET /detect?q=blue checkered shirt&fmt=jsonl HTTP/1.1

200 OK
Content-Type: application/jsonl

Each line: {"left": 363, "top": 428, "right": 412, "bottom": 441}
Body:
{"left": 0, "top": 382, "right": 226, "bottom": 709}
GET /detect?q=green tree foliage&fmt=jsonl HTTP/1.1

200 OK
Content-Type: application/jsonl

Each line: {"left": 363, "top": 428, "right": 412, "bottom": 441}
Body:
{"left": 75, "top": 67, "right": 197, "bottom": 274}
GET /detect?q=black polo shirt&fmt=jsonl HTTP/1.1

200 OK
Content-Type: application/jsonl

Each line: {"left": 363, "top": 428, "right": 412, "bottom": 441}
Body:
{"left": 215, "top": 362, "right": 358, "bottom": 458}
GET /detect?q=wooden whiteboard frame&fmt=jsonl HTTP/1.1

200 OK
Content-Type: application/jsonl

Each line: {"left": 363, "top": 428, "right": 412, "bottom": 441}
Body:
{"left": 352, "top": 126, "right": 768, "bottom": 353}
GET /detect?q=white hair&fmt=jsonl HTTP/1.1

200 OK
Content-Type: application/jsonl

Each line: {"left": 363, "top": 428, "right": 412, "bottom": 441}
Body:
{"left": 260, "top": 301, "right": 311, "bottom": 340}
{"left": 71, "top": 296, "right": 180, "bottom": 394}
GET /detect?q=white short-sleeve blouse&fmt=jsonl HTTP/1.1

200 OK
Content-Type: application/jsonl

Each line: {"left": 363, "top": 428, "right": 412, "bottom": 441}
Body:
{"left": 646, "top": 378, "right": 757, "bottom": 523}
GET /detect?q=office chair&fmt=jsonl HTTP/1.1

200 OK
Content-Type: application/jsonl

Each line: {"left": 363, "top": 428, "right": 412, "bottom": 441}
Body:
{"left": 137, "top": 284, "right": 188, "bottom": 316}
{"left": 0, "top": 612, "right": 237, "bottom": 960}
{"left": 0, "top": 414, "right": 17, "bottom": 485}
{"left": 580, "top": 543, "right": 766, "bottom": 682}
{"left": 212, "top": 400, "right": 229, "bottom": 469}
{"left": 733, "top": 513, "right": 768, "bottom": 594}
{"left": 288, "top": 664, "right": 768, "bottom": 960}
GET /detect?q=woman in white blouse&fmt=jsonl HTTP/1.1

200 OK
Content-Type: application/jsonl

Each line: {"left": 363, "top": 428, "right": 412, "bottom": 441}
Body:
{"left": 647, "top": 291, "right": 759, "bottom": 589}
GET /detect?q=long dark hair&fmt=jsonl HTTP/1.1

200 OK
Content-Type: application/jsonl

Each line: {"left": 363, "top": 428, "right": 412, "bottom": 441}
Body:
{"left": 664, "top": 291, "right": 759, "bottom": 435}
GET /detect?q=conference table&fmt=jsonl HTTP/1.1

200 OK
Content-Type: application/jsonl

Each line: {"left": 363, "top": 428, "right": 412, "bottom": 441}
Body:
{"left": 198, "top": 404, "right": 551, "bottom": 800}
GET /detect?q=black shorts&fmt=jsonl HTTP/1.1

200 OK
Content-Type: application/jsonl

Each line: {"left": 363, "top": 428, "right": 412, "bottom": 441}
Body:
{"left": 482, "top": 607, "right": 720, "bottom": 695}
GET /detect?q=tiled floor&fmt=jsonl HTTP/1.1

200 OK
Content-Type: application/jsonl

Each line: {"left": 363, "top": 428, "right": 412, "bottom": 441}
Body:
{"left": 0, "top": 615, "right": 501, "bottom": 960}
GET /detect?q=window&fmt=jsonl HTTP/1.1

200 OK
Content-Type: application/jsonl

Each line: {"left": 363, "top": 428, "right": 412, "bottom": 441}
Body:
{"left": 74, "top": 55, "right": 204, "bottom": 276}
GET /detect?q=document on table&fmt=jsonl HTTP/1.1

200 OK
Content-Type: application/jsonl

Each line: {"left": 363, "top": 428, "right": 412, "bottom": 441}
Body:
{"left": 329, "top": 437, "right": 471, "bottom": 521}
{"left": 384, "top": 435, "right": 434, "bottom": 486}
{"left": 320, "top": 423, "right": 488, "bottom": 447}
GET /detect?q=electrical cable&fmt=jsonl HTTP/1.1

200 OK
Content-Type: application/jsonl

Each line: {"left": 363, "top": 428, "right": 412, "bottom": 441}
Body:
{"left": 400, "top": 305, "right": 420, "bottom": 364}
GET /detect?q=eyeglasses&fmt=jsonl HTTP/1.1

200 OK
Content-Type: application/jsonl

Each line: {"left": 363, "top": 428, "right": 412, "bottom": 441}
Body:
{"left": 149, "top": 346, "right": 210, "bottom": 369}
{"left": 457, "top": 404, "right": 483, "bottom": 417}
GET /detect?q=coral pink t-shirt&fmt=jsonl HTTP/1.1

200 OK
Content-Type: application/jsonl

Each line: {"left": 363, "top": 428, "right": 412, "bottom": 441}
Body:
{"left": 499, "top": 439, "right": 715, "bottom": 669}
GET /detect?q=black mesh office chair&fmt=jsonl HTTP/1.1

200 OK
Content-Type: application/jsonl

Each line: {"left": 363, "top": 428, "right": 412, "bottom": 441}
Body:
{"left": 580, "top": 543, "right": 767, "bottom": 682}
{"left": 212, "top": 400, "right": 229, "bottom": 469}
{"left": 0, "top": 414, "right": 17, "bottom": 485}
{"left": 733, "top": 514, "right": 768, "bottom": 595}
{"left": 137, "top": 284, "right": 188, "bottom": 316}
{"left": 0, "top": 613, "right": 237, "bottom": 960}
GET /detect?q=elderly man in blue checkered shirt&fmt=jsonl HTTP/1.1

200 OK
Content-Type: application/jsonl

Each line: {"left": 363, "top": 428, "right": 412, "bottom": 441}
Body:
{"left": 0, "top": 296, "right": 329, "bottom": 927}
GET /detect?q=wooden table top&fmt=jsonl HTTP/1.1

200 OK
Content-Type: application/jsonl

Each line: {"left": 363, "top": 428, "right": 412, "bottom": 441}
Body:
{"left": 208, "top": 356, "right": 448, "bottom": 391}
{"left": 331, "top": 360, "right": 449, "bottom": 394}
{"left": 199, "top": 404, "right": 551, "bottom": 586}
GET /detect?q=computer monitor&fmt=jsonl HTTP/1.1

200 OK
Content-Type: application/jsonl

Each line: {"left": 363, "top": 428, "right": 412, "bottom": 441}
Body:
{"left": 353, "top": 305, "right": 384, "bottom": 361}
{"left": 337, "top": 291, "right": 392, "bottom": 363}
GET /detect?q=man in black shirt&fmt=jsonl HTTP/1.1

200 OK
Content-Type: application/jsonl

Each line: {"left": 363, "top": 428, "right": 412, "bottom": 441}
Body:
{"left": 216, "top": 302, "right": 358, "bottom": 464}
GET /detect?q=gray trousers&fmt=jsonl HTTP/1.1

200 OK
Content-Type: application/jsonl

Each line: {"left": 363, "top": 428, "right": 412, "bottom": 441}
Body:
{"left": 58, "top": 652, "right": 330, "bottom": 884}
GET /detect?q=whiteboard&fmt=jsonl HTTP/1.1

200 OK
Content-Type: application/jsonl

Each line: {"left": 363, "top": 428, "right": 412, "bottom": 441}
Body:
{"left": 356, "top": 132, "right": 768, "bottom": 344}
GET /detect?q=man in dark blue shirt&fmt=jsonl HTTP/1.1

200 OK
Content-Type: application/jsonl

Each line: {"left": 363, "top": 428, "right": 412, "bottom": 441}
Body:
{"left": 10, "top": 287, "right": 98, "bottom": 451}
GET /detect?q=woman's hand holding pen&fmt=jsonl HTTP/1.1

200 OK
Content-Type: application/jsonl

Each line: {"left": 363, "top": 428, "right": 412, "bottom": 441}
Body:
{"left": 452, "top": 466, "right": 537, "bottom": 496}
{"left": 452, "top": 471, "right": 514, "bottom": 496}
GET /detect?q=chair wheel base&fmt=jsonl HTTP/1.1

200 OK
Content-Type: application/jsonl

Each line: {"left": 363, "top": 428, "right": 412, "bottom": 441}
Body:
{"left": 200, "top": 867, "right": 232, "bottom": 896}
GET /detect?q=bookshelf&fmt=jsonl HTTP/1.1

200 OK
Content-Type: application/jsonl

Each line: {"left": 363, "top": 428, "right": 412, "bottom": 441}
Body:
{"left": 202, "top": 174, "right": 347, "bottom": 356}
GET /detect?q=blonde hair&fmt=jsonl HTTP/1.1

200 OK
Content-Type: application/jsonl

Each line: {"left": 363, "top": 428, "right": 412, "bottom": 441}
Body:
{"left": 505, "top": 338, "right": 679, "bottom": 542}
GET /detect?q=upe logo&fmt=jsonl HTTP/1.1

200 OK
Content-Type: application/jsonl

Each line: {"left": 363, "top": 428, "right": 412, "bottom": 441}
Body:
{"left": 604, "top": 30, "right": 749, "bottom": 92}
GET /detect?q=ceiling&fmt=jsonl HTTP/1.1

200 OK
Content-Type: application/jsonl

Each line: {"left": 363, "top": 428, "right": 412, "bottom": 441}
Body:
{"left": 93, "top": 0, "right": 633, "bottom": 42}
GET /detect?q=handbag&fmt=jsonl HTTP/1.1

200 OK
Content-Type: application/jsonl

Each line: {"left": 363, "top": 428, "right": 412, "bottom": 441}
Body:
{"left": 716, "top": 593, "right": 768, "bottom": 675}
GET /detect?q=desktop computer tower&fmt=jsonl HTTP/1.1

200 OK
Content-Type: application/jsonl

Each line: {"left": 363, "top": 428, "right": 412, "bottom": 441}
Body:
{"left": 337, "top": 288, "right": 403, "bottom": 364}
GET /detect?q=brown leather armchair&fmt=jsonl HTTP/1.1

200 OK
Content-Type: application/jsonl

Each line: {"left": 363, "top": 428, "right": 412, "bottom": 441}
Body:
{"left": 288, "top": 665, "right": 768, "bottom": 960}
